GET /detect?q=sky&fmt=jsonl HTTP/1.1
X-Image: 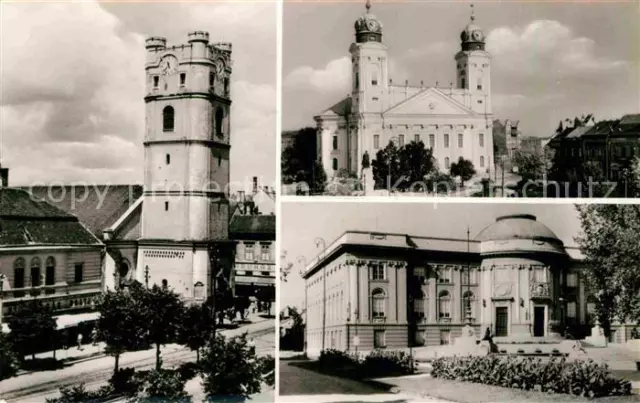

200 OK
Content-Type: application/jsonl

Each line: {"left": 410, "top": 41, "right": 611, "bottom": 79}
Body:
{"left": 280, "top": 202, "right": 582, "bottom": 309}
{"left": 282, "top": 0, "right": 640, "bottom": 137}
{"left": 1, "top": 1, "right": 276, "bottom": 191}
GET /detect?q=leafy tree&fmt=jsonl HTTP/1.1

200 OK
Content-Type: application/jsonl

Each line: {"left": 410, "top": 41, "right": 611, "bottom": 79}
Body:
{"left": 280, "top": 251, "right": 293, "bottom": 283}
{"left": 372, "top": 141, "right": 401, "bottom": 190}
{"left": 449, "top": 157, "right": 476, "bottom": 188}
{"left": 137, "top": 285, "right": 186, "bottom": 370}
{"left": 200, "top": 333, "right": 265, "bottom": 402}
{"left": 97, "top": 284, "right": 147, "bottom": 373}
{"left": 179, "top": 303, "right": 213, "bottom": 363}
{"left": 282, "top": 128, "right": 327, "bottom": 194}
{"left": 512, "top": 151, "right": 545, "bottom": 182}
{"left": 0, "top": 332, "right": 19, "bottom": 380}
{"left": 7, "top": 301, "right": 56, "bottom": 361}
{"left": 575, "top": 205, "right": 640, "bottom": 335}
{"left": 397, "top": 141, "right": 436, "bottom": 191}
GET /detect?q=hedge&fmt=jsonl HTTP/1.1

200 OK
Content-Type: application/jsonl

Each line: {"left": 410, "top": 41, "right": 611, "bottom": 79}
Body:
{"left": 431, "top": 355, "right": 632, "bottom": 398}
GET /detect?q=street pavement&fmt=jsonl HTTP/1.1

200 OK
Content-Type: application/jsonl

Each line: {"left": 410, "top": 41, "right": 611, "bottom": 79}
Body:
{"left": 0, "top": 318, "right": 275, "bottom": 402}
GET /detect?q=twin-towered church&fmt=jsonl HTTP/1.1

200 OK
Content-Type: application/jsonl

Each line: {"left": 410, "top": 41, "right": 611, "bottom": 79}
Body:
{"left": 315, "top": 2, "right": 494, "bottom": 180}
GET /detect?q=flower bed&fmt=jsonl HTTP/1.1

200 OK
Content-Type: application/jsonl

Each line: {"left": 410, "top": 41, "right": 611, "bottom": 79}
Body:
{"left": 317, "top": 349, "right": 414, "bottom": 378}
{"left": 431, "top": 355, "right": 632, "bottom": 398}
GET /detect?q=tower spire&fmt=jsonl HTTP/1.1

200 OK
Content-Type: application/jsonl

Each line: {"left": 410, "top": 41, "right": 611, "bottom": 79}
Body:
{"left": 470, "top": 3, "right": 475, "bottom": 22}
{"left": 365, "top": 0, "right": 371, "bottom": 13}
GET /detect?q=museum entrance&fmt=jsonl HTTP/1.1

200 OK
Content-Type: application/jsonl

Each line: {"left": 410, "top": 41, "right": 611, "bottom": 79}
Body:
{"left": 533, "top": 306, "right": 545, "bottom": 337}
{"left": 495, "top": 307, "right": 508, "bottom": 337}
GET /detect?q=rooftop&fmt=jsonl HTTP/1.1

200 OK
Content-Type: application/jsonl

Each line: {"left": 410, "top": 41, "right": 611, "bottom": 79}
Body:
{"left": 476, "top": 214, "right": 561, "bottom": 243}
{"left": 229, "top": 215, "right": 275, "bottom": 239}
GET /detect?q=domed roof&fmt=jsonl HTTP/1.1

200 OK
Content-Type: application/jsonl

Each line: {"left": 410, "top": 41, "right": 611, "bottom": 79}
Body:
{"left": 476, "top": 214, "right": 561, "bottom": 243}
{"left": 354, "top": 0, "right": 383, "bottom": 41}
{"left": 460, "top": 6, "right": 485, "bottom": 51}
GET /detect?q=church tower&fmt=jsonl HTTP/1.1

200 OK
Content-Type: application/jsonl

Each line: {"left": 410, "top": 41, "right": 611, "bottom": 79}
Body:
{"left": 350, "top": 0, "right": 389, "bottom": 113}
{"left": 455, "top": 6, "right": 492, "bottom": 115}
{"left": 138, "top": 32, "right": 233, "bottom": 301}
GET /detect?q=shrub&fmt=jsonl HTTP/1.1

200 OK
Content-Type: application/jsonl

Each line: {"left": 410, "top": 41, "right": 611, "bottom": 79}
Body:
{"left": 318, "top": 349, "right": 356, "bottom": 369}
{"left": 431, "top": 355, "right": 631, "bottom": 397}
{"left": 45, "top": 383, "right": 113, "bottom": 403}
{"left": 258, "top": 355, "right": 275, "bottom": 387}
{"left": 0, "top": 333, "right": 19, "bottom": 380}
{"left": 176, "top": 362, "right": 200, "bottom": 382}
{"left": 140, "top": 369, "right": 191, "bottom": 402}
{"left": 361, "top": 350, "right": 414, "bottom": 377}
{"left": 109, "top": 367, "right": 144, "bottom": 396}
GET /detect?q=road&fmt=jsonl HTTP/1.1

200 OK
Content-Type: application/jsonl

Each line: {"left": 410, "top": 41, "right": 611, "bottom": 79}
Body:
{"left": 0, "top": 320, "right": 275, "bottom": 402}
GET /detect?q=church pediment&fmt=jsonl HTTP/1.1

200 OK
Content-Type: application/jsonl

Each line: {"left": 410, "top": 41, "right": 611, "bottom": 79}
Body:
{"left": 384, "top": 88, "right": 476, "bottom": 117}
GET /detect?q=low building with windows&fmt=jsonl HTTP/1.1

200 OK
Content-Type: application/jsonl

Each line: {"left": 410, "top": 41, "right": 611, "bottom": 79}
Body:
{"left": 302, "top": 214, "right": 635, "bottom": 355}
{"left": 230, "top": 215, "right": 276, "bottom": 301}
{"left": 0, "top": 188, "right": 104, "bottom": 321}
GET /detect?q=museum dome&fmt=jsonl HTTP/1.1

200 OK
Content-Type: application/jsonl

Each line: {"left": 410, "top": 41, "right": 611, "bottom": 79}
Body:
{"left": 460, "top": 7, "right": 485, "bottom": 51}
{"left": 476, "top": 214, "right": 561, "bottom": 243}
{"left": 354, "top": 0, "right": 383, "bottom": 43}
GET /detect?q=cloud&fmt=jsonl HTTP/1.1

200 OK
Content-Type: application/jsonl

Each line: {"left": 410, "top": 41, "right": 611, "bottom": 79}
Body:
{"left": 284, "top": 57, "right": 351, "bottom": 94}
{"left": 0, "top": 1, "right": 275, "bottom": 186}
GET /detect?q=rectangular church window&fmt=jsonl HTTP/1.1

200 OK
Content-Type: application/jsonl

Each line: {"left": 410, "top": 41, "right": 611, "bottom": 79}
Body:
{"left": 153, "top": 76, "right": 159, "bottom": 88}
{"left": 429, "top": 134, "right": 435, "bottom": 149}
{"left": 165, "top": 201, "right": 169, "bottom": 211}
{"left": 180, "top": 73, "right": 186, "bottom": 86}
{"left": 414, "top": 134, "right": 420, "bottom": 143}
{"left": 333, "top": 136, "right": 338, "bottom": 150}
{"left": 373, "top": 135, "right": 380, "bottom": 149}
{"left": 209, "top": 72, "right": 214, "bottom": 87}
{"left": 398, "top": 134, "right": 405, "bottom": 147}
{"left": 458, "top": 133, "right": 463, "bottom": 148}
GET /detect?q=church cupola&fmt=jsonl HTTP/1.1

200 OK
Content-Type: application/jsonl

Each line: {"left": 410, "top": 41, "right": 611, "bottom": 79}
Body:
{"left": 460, "top": 5, "right": 485, "bottom": 51}
{"left": 354, "top": 0, "right": 383, "bottom": 43}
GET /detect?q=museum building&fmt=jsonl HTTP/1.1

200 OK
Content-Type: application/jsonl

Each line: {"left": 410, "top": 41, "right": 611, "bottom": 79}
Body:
{"left": 302, "top": 214, "right": 635, "bottom": 355}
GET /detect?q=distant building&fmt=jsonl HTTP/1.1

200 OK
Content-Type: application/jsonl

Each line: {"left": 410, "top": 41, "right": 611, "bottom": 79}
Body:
{"left": 230, "top": 215, "right": 276, "bottom": 300}
{"left": 546, "top": 114, "right": 640, "bottom": 182}
{"left": 0, "top": 185, "right": 103, "bottom": 321}
{"left": 302, "top": 214, "right": 636, "bottom": 355}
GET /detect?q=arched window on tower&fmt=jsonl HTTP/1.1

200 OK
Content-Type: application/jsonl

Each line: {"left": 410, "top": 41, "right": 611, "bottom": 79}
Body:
{"left": 163, "top": 106, "right": 175, "bottom": 132}
{"left": 461, "top": 77, "right": 466, "bottom": 89}
{"left": 215, "top": 108, "right": 224, "bottom": 137}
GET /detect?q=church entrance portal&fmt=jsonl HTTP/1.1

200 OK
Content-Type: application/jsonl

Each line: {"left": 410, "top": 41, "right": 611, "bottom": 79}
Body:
{"left": 495, "top": 307, "right": 508, "bottom": 337}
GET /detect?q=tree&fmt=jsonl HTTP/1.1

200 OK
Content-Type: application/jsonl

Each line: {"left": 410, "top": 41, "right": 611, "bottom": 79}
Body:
{"left": 0, "top": 332, "right": 19, "bottom": 380}
{"left": 280, "top": 251, "right": 293, "bottom": 283}
{"left": 371, "top": 141, "right": 401, "bottom": 190}
{"left": 282, "top": 127, "right": 327, "bottom": 194}
{"left": 179, "top": 303, "right": 213, "bottom": 363}
{"left": 199, "top": 333, "right": 265, "bottom": 402}
{"left": 97, "top": 285, "right": 147, "bottom": 374}
{"left": 512, "top": 151, "right": 545, "bottom": 182}
{"left": 575, "top": 205, "right": 640, "bottom": 335}
{"left": 397, "top": 141, "right": 436, "bottom": 191}
{"left": 449, "top": 157, "right": 476, "bottom": 188}
{"left": 137, "top": 284, "right": 186, "bottom": 370}
{"left": 279, "top": 306, "right": 305, "bottom": 351}
{"left": 7, "top": 301, "right": 56, "bottom": 361}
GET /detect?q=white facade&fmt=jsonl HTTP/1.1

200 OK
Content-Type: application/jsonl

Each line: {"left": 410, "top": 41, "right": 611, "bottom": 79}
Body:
{"left": 315, "top": 5, "right": 495, "bottom": 179}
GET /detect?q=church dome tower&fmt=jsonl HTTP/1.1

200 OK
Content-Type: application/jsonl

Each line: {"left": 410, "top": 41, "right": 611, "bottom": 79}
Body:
{"left": 354, "top": 0, "right": 383, "bottom": 43}
{"left": 460, "top": 13, "right": 485, "bottom": 51}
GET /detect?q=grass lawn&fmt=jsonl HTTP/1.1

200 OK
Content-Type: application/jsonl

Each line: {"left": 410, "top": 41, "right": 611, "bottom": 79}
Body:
{"left": 382, "top": 376, "right": 640, "bottom": 403}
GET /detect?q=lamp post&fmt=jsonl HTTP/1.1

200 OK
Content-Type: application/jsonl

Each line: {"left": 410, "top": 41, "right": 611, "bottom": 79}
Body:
{"left": 0, "top": 273, "right": 6, "bottom": 326}
{"left": 387, "top": 137, "right": 398, "bottom": 193}
{"left": 315, "top": 237, "right": 327, "bottom": 352}
{"left": 296, "top": 255, "right": 307, "bottom": 353}
{"left": 465, "top": 227, "right": 472, "bottom": 325}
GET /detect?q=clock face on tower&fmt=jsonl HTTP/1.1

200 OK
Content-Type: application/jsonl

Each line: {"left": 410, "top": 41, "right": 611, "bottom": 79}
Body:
{"left": 159, "top": 55, "right": 178, "bottom": 76}
{"left": 366, "top": 20, "right": 379, "bottom": 31}
{"left": 472, "top": 31, "right": 484, "bottom": 41}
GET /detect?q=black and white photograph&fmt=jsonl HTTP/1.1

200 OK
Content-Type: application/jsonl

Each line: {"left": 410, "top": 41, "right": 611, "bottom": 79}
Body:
{"left": 281, "top": 1, "right": 639, "bottom": 197}
{"left": 0, "top": 2, "right": 276, "bottom": 402}
{"left": 279, "top": 202, "right": 640, "bottom": 401}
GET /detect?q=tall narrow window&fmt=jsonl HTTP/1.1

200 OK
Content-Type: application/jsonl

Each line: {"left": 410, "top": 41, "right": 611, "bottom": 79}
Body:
{"left": 480, "top": 156, "right": 485, "bottom": 167}
{"left": 477, "top": 77, "right": 483, "bottom": 91}
{"left": 261, "top": 243, "right": 270, "bottom": 261}
{"left": 462, "top": 291, "right": 476, "bottom": 319}
{"left": 153, "top": 76, "right": 159, "bottom": 88}
{"left": 414, "top": 134, "right": 420, "bottom": 143}
{"left": 458, "top": 133, "right": 463, "bottom": 148}
{"left": 162, "top": 106, "right": 175, "bottom": 132}
{"left": 180, "top": 73, "right": 186, "bottom": 86}
{"left": 223, "top": 78, "right": 229, "bottom": 96}
{"left": 438, "top": 290, "right": 451, "bottom": 319}
{"left": 479, "top": 133, "right": 484, "bottom": 147}
{"left": 371, "top": 288, "right": 386, "bottom": 318}
{"left": 398, "top": 134, "right": 405, "bottom": 147}
{"left": 45, "top": 257, "right": 55, "bottom": 286}
{"left": 370, "top": 263, "right": 385, "bottom": 280}
{"left": 332, "top": 158, "right": 338, "bottom": 171}
{"left": 215, "top": 108, "right": 224, "bottom": 137}
{"left": 166, "top": 154, "right": 171, "bottom": 165}
{"left": 373, "top": 134, "right": 380, "bottom": 149}
{"left": 74, "top": 263, "right": 84, "bottom": 283}
{"left": 413, "top": 291, "right": 425, "bottom": 319}
{"left": 31, "top": 257, "right": 41, "bottom": 288}
{"left": 445, "top": 157, "right": 450, "bottom": 169}
{"left": 332, "top": 136, "right": 338, "bottom": 150}
{"left": 165, "top": 201, "right": 169, "bottom": 211}
{"left": 245, "top": 243, "right": 255, "bottom": 261}
{"left": 429, "top": 134, "right": 435, "bottom": 149}
{"left": 14, "top": 258, "right": 25, "bottom": 296}
{"left": 209, "top": 72, "right": 215, "bottom": 87}
{"left": 461, "top": 78, "right": 466, "bottom": 88}
{"left": 371, "top": 71, "right": 378, "bottom": 86}
{"left": 444, "top": 134, "right": 450, "bottom": 148}
{"left": 354, "top": 72, "right": 359, "bottom": 90}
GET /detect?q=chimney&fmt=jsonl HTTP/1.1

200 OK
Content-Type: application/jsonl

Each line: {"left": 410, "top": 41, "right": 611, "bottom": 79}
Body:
{"left": 0, "top": 165, "right": 8, "bottom": 188}
{"left": 252, "top": 177, "right": 258, "bottom": 195}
